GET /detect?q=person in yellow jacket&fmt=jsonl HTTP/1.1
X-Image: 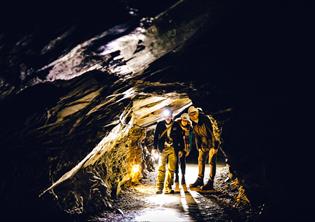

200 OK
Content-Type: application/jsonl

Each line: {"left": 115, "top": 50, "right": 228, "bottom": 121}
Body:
{"left": 153, "top": 108, "right": 184, "bottom": 194}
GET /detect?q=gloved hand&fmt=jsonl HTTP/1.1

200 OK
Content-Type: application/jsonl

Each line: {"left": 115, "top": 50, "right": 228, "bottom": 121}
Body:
{"left": 178, "top": 151, "right": 183, "bottom": 158}
{"left": 166, "top": 137, "right": 173, "bottom": 144}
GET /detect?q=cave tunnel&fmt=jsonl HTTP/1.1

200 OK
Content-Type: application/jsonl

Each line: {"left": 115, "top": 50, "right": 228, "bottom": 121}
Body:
{"left": 0, "top": 0, "right": 312, "bottom": 221}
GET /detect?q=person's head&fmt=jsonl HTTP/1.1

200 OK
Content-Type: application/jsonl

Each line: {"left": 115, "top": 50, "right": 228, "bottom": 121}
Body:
{"left": 162, "top": 108, "right": 173, "bottom": 123}
{"left": 180, "top": 113, "right": 190, "bottom": 126}
{"left": 188, "top": 106, "right": 199, "bottom": 122}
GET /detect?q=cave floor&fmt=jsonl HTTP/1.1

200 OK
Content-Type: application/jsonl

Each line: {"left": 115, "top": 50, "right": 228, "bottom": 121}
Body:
{"left": 91, "top": 164, "right": 257, "bottom": 222}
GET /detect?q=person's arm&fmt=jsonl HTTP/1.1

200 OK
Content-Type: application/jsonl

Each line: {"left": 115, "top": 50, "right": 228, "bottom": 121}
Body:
{"left": 204, "top": 115, "right": 213, "bottom": 137}
{"left": 172, "top": 122, "right": 184, "bottom": 152}
{"left": 194, "top": 135, "right": 201, "bottom": 151}
{"left": 188, "top": 128, "right": 194, "bottom": 153}
{"left": 153, "top": 122, "right": 161, "bottom": 150}
{"left": 183, "top": 129, "right": 193, "bottom": 156}
{"left": 178, "top": 126, "right": 185, "bottom": 152}
{"left": 176, "top": 122, "right": 185, "bottom": 157}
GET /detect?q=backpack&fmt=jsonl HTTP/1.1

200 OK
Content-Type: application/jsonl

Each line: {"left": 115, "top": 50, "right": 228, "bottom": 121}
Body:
{"left": 207, "top": 114, "right": 221, "bottom": 145}
{"left": 197, "top": 108, "right": 228, "bottom": 158}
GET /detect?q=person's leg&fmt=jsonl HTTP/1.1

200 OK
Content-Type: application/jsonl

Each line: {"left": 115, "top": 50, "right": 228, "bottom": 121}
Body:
{"left": 174, "top": 151, "right": 180, "bottom": 183}
{"left": 201, "top": 148, "right": 218, "bottom": 190}
{"left": 165, "top": 147, "right": 177, "bottom": 193}
{"left": 190, "top": 149, "right": 207, "bottom": 188}
{"left": 180, "top": 151, "right": 188, "bottom": 191}
{"left": 156, "top": 150, "right": 167, "bottom": 193}
{"left": 180, "top": 151, "right": 186, "bottom": 184}
{"left": 174, "top": 151, "right": 180, "bottom": 192}
{"left": 198, "top": 149, "right": 207, "bottom": 179}
{"left": 209, "top": 148, "right": 218, "bottom": 181}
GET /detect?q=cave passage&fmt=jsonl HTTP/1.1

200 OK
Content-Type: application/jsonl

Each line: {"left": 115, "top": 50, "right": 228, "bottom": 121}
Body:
{"left": 36, "top": 91, "right": 254, "bottom": 221}
{"left": 88, "top": 105, "right": 254, "bottom": 222}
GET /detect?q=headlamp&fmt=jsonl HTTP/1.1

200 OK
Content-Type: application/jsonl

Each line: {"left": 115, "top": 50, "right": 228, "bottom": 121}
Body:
{"left": 162, "top": 109, "right": 172, "bottom": 118}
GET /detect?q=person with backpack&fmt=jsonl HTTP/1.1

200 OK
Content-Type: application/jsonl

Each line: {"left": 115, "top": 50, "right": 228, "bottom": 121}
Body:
{"left": 153, "top": 108, "right": 184, "bottom": 194}
{"left": 188, "top": 105, "right": 220, "bottom": 191}
{"left": 174, "top": 113, "right": 194, "bottom": 193}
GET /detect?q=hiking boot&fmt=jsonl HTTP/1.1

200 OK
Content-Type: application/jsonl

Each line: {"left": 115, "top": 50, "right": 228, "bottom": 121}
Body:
{"left": 156, "top": 188, "right": 163, "bottom": 194}
{"left": 164, "top": 187, "right": 175, "bottom": 194}
{"left": 182, "top": 184, "right": 188, "bottom": 192}
{"left": 174, "top": 182, "right": 180, "bottom": 193}
{"left": 189, "top": 177, "right": 204, "bottom": 188}
{"left": 201, "top": 180, "right": 214, "bottom": 191}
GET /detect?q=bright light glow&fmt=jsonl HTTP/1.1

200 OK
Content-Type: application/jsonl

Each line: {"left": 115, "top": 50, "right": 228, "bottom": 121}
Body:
{"left": 162, "top": 109, "right": 172, "bottom": 118}
{"left": 134, "top": 208, "right": 190, "bottom": 222}
{"left": 131, "top": 164, "right": 141, "bottom": 182}
{"left": 132, "top": 164, "right": 141, "bottom": 174}
{"left": 145, "top": 194, "right": 179, "bottom": 205}
{"left": 135, "top": 194, "right": 192, "bottom": 222}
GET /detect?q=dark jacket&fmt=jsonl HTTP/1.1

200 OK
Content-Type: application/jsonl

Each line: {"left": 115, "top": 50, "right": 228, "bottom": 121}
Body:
{"left": 192, "top": 113, "right": 218, "bottom": 150}
{"left": 153, "top": 120, "right": 184, "bottom": 152}
{"left": 175, "top": 119, "right": 194, "bottom": 153}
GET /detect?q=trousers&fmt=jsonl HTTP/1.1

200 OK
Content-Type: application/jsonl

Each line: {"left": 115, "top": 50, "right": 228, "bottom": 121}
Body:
{"left": 175, "top": 151, "right": 186, "bottom": 183}
{"left": 156, "top": 146, "right": 177, "bottom": 190}
{"left": 198, "top": 147, "right": 218, "bottom": 181}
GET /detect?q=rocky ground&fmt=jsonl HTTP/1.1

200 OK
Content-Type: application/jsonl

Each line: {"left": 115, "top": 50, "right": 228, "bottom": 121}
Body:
{"left": 90, "top": 164, "right": 261, "bottom": 222}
